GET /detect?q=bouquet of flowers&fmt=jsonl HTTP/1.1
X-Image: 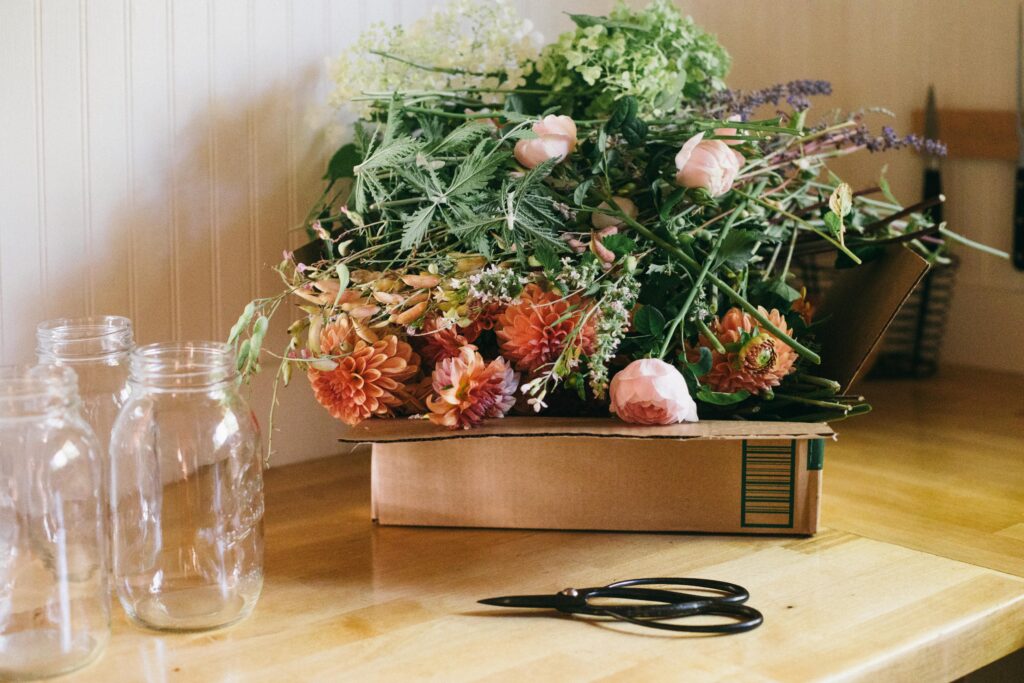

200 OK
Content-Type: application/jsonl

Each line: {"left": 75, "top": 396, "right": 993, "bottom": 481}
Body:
{"left": 232, "top": 0, "right": 994, "bottom": 433}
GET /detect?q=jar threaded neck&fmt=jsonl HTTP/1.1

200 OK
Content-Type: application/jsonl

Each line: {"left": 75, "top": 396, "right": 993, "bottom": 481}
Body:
{"left": 130, "top": 342, "right": 238, "bottom": 391}
{"left": 0, "top": 365, "right": 80, "bottom": 418}
{"left": 37, "top": 315, "right": 134, "bottom": 363}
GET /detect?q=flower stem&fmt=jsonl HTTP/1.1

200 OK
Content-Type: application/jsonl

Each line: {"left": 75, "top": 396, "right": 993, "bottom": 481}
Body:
{"left": 600, "top": 201, "right": 822, "bottom": 364}
{"left": 695, "top": 317, "right": 726, "bottom": 354}
{"left": 938, "top": 227, "right": 1010, "bottom": 259}
{"left": 658, "top": 198, "right": 748, "bottom": 358}
{"left": 369, "top": 50, "right": 500, "bottom": 77}
{"left": 735, "top": 188, "right": 862, "bottom": 265}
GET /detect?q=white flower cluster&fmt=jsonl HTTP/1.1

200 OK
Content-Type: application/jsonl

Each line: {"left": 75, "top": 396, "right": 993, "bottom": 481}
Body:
{"left": 466, "top": 265, "right": 527, "bottom": 305}
{"left": 554, "top": 257, "right": 601, "bottom": 294}
{"left": 588, "top": 274, "right": 640, "bottom": 398}
{"left": 329, "top": 0, "right": 543, "bottom": 118}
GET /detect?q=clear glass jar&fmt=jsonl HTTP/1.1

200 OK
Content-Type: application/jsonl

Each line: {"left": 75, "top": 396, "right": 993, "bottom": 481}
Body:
{"left": 36, "top": 315, "right": 134, "bottom": 455}
{"left": 109, "top": 342, "right": 264, "bottom": 631}
{"left": 0, "top": 365, "right": 110, "bottom": 679}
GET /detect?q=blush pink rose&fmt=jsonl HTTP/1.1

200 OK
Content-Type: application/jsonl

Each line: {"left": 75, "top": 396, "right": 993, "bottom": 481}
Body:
{"left": 674, "top": 132, "right": 745, "bottom": 197}
{"left": 514, "top": 115, "right": 578, "bottom": 168}
{"left": 609, "top": 358, "right": 699, "bottom": 425}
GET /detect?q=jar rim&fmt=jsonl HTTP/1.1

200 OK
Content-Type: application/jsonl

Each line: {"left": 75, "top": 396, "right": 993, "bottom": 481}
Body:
{"left": 130, "top": 341, "right": 238, "bottom": 388}
{"left": 37, "top": 315, "right": 134, "bottom": 360}
{"left": 37, "top": 315, "right": 132, "bottom": 339}
{"left": 0, "top": 365, "right": 78, "bottom": 416}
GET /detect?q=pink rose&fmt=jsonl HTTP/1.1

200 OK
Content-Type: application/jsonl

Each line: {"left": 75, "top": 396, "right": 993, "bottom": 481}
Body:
{"left": 514, "top": 115, "right": 578, "bottom": 168}
{"left": 592, "top": 196, "right": 638, "bottom": 230}
{"left": 674, "top": 132, "right": 745, "bottom": 197}
{"left": 609, "top": 358, "right": 698, "bottom": 425}
{"left": 714, "top": 114, "right": 744, "bottom": 146}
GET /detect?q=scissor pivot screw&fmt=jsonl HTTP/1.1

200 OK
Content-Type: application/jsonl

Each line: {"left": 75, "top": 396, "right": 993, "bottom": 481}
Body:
{"left": 559, "top": 588, "right": 579, "bottom": 597}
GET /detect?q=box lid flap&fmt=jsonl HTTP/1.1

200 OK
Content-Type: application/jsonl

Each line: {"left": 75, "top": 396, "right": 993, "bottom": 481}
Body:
{"left": 340, "top": 417, "right": 834, "bottom": 444}
{"left": 815, "top": 244, "right": 930, "bottom": 391}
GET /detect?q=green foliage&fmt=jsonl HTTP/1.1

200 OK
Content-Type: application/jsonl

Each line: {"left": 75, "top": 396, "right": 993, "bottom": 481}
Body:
{"left": 634, "top": 305, "right": 666, "bottom": 338}
{"left": 536, "top": 0, "right": 731, "bottom": 116}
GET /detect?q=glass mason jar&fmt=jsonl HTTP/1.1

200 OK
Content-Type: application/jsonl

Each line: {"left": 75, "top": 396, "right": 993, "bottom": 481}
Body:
{"left": 109, "top": 342, "right": 264, "bottom": 631}
{"left": 0, "top": 365, "right": 110, "bottom": 679}
{"left": 36, "top": 315, "right": 134, "bottom": 456}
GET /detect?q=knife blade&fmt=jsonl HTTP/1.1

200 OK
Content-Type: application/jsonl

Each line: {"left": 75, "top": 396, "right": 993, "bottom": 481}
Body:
{"left": 923, "top": 85, "right": 943, "bottom": 227}
{"left": 1015, "top": 4, "right": 1024, "bottom": 269}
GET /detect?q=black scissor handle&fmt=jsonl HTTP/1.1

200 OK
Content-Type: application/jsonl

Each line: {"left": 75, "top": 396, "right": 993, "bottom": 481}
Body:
{"left": 570, "top": 586, "right": 714, "bottom": 619}
{"left": 604, "top": 602, "right": 764, "bottom": 634}
{"left": 605, "top": 577, "right": 749, "bottom": 606}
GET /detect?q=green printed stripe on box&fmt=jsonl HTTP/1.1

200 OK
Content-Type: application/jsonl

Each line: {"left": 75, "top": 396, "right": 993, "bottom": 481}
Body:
{"left": 741, "top": 440, "right": 796, "bottom": 528}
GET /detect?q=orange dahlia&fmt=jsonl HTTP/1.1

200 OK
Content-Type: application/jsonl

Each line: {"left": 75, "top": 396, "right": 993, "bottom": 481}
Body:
{"left": 460, "top": 300, "right": 505, "bottom": 342}
{"left": 415, "top": 316, "right": 473, "bottom": 366}
{"left": 308, "top": 335, "right": 420, "bottom": 426}
{"left": 791, "top": 287, "right": 815, "bottom": 325}
{"left": 426, "top": 346, "right": 519, "bottom": 429}
{"left": 694, "top": 306, "right": 798, "bottom": 395}
{"left": 494, "top": 284, "right": 596, "bottom": 374}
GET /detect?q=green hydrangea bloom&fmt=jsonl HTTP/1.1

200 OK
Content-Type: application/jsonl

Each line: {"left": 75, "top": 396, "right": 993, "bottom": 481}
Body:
{"left": 536, "top": 0, "right": 731, "bottom": 117}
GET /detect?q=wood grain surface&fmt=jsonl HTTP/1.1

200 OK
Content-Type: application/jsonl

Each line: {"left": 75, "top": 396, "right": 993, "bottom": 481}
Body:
{"left": 65, "top": 367, "right": 1024, "bottom": 682}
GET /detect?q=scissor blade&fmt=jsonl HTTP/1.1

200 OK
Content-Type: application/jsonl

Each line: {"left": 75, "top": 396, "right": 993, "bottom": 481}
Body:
{"left": 478, "top": 595, "right": 561, "bottom": 609}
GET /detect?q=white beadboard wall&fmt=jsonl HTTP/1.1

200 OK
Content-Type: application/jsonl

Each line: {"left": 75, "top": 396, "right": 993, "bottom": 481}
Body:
{"left": 0, "top": 0, "right": 607, "bottom": 466}
{"left": 0, "top": 0, "right": 1020, "bottom": 466}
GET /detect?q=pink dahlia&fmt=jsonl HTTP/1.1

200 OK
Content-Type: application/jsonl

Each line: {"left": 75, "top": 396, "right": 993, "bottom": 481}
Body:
{"left": 415, "top": 316, "right": 473, "bottom": 367}
{"left": 426, "top": 346, "right": 519, "bottom": 429}
{"left": 494, "top": 284, "right": 596, "bottom": 374}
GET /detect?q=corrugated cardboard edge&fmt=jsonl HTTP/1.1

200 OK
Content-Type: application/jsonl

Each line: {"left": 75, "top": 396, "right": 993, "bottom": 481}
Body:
{"left": 815, "top": 244, "right": 930, "bottom": 392}
{"left": 342, "top": 417, "right": 834, "bottom": 444}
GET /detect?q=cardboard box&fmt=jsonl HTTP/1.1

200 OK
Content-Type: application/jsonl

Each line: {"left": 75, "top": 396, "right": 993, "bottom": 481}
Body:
{"left": 344, "top": 418, "right": 832, "bottom": 534}
{"left": 338, "top": 245, "right": 930, "bottom": 535}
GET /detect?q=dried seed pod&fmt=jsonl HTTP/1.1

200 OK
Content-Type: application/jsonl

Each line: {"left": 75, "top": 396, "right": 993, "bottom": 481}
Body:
{"left": 344, "top": 304, "right": 380, "bottom": 320}
{"left": 351, "top": 318, "right": 379, "bottom": 343}
{"left": 372, "top": 291, "right": 405, "bottom": 305}
{"left": 403, "top": 291, "right": 430, "bottom": 307}
{"left": 454, "top": 255, "right": 488, "bottom": 273}
{"left": 393, "top": 300, "right": 428, "bottom": 325}
{"left": 401, "top": 273, "right": 440, "bottom": 289}
{"left": 350, "top": 269, "right": 382, "bottom": 285}
{"left": 307, "top": 316, "right": 324, "bottom": 355}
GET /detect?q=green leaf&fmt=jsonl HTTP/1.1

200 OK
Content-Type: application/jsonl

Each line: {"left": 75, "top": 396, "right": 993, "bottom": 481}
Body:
{"left": 829, "top": 182, "right": 853, "bottom": 217}
{"left": 605, "top": 96, "right": 638, "bottom": 133}
{"left": 764, "top": 278, "right": 802, "bottom": 304}
{"left": 715, "top": 230, "right": 760, "bottom": 270}
{"left": 323, "top": 143, "right": 360, "bottom": 182}
{"left": 600, "top": 234, "right": 636, "bottom": 257}
{"left": 824, "top": 211, "right": 843, "bottom": 239}
{"left": 573, "top": 178, "right": 594, "bottom": 207}
{"left": 446, "top": 141, "right": 505, "bottom": 200}
{"left": 659, "top": 187, "right": 687, "bottom": 221}
{"left": 431, "top": 121, "right": 489, "bottom": 154}
{"left": 634, "top": 305, "right": 665, "bottom": 338}
{"left": 335, "top": 262, "right": 350, "bottom": 292}
{"left": 686, "top": 346, "right": 713, "bottom": 378}
{"left": 533, "top": 241, "right": 561, "bottom": 271}
{"left": 696, "top": 387, "right": 751, "bottom": 405}
{"left": 236, "top": 339, "right": 252, "bottom": 373}
{"left": 400, "top": 204, "right": 437, "bottom": 252}
{"left": 228, "top": 302, "right": 256, "bottom": 344}
{"left": 621, "top": 118, "right": 648, "bottom": 145}
{"left": 879, "top": 165, "right": 900, "bottom": 205}
{"left": 567, "top": 12, "right": 643, "bottom": 30}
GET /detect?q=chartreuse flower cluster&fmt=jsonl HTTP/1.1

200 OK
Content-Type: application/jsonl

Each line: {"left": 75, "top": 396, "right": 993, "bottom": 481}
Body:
{"left": 231, "top": 0, "right": 1004, "bottom": 441}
